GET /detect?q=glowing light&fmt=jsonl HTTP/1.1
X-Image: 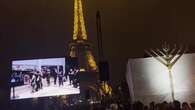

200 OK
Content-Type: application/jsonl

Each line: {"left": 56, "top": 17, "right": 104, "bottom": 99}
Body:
{"left": 86, "top": 51, "right": 97, "bottom": 71}
{"left": 100, "top": 82, "right": 112, "bottom": 95}
{"left": 69, "top": 0, "right": 97, "bottom": 72}
{"left": 73, "top": 0, "right": 87, "bottom": 40}
{"left": 79, "top": 68, "right": 86, "bottom": 72}
{"left": 70, "top": 46, "right": 76, "bottom": 57}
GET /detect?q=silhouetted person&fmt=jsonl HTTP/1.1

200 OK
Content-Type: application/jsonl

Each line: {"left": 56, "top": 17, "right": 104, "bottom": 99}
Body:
{"left": 149, "top": 102, "right": 155, "bottom": 110}
{"left": 10, "top": 74, "right": 16, "bottom": 98}
{"left": 72, "top": 68, "right": 79, "bottom": 88}
{"left": 36, "top": 72, "right": 42, "bottom": 91}
{"left": 182, "top": 102, "right": 192, "bottom": 110}
{"left": 58, "top": 71, "right": 63, "bottom": 86}
{"left": 69, "top": 68, "right": 74, "bottom": 85}
{"left": 190, "top": 103, "right": 195, "bottom": 110}
{"left": 53, "top": 69, "right": 57, "bottom": 85}
{"left": 64, "top": 69, "right": 68, "bottom": 82}
{"left": 46, "top": 69, "right": 50, "bottom": 86}
{"left": 31, "top": 73, "right": 36, "bottom": 93}
{"left": 173, "top": 100, "right": 182, "bottom": 110}
{"left": 35, "top": 74, "right": 39, "bottom": 91}
{"left": 133, "top": 101, "right": 144, "bottom": 110}
{"left": 144, "top": 105, "right": 149, "bottom": 110}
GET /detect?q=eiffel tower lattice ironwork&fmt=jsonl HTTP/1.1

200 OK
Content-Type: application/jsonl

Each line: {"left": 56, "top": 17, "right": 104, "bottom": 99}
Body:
{"left": 68, "top": 0, "right": 97, "bottom": 72}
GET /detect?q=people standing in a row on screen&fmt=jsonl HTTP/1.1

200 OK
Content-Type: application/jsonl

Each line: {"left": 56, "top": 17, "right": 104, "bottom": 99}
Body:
{"left": 68, "top": 68, "right": 79, "bottom": 88}
{"left": 29, "top": 67, "right": 79, "bottom": 93}
{"left": 31, "top": 71, "right": 43, "bottom": 93}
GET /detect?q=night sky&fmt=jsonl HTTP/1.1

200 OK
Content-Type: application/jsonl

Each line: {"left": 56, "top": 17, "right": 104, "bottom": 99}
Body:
{"left": 1, "top": 0, "right": 195, "bottom": 93}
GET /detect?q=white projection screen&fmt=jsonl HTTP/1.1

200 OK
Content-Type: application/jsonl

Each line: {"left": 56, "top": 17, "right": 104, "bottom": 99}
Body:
{"left": 126, "top": 54, "right": 195, "bottom": 104}
{"left": 10, "top": 58, "right": 80, "bottom": 100}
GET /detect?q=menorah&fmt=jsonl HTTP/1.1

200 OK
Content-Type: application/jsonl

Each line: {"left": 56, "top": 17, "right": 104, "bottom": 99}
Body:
{"left": 145, "top": 43, "right": 187, "bottom": 101}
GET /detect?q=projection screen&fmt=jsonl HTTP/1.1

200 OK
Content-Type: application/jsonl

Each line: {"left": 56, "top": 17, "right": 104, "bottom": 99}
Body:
{"left": 126, "top": 54, "right": 195, "bottom": 104}
{"left": 10, "top": 58, "right": 80, "bottom": 100}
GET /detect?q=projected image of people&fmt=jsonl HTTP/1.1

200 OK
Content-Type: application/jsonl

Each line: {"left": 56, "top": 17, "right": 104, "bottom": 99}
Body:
{"left": 10, "top": 58, "right": 80, "bottom": 100}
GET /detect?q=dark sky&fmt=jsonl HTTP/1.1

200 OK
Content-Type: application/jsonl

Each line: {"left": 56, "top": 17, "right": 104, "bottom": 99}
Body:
{"left": 1, "top": 0, "right": 195, "bottom": 87}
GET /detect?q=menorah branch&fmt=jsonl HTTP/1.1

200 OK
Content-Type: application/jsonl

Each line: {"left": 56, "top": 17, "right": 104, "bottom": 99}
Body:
{"left": 145, "top": 50, "right": 167, "bottom": 66}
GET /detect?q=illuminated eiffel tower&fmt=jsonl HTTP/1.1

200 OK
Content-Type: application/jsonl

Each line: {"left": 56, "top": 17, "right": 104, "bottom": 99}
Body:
{"left": 68, "top": 0, "right": 97, "bottom": 72}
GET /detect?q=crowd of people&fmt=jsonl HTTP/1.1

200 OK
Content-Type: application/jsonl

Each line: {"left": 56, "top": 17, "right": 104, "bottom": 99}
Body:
{"left": 42, "top": 81, "right": 195, "bottom": 110}
{"left": 30, "top": 94, "right": 195, "bottom": 110}
{"left": 83, "top": 100, "right": 195, "bottom": 110}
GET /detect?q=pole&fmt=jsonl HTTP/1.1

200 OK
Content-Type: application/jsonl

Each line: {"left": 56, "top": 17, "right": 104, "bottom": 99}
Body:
{"left": 96, "top": 11, "right": 104, "bottom": 61}
{"left": 168, "top": 69, "right": 175, "bottom": 101}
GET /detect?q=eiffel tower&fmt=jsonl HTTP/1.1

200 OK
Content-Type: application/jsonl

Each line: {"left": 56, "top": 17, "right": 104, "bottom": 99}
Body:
{"left": 68, "top": 0, "right": 97, "bottom": 72}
